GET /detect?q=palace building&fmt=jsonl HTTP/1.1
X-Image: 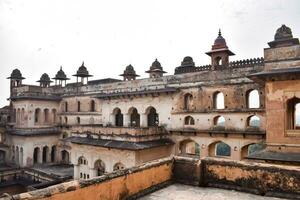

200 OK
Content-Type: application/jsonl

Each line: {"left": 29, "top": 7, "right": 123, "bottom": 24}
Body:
{"left": 0, "top": 24, "right": 300, "bottom": 184}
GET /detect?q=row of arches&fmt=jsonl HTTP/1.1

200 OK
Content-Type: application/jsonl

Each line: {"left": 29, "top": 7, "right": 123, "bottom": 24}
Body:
{"left": 34, "top": 108, "right": 57, "bottom": 125}
{"left": 179, "top": 139, "right": 264, "bottom": 159}
{"left": 184, "top": 115, "right": 261, "bottom": 128}
{"left": 63, "top": 100, "right": 96, "bottom": 112}
{"left": 183, "top": 89, "right": 261, "bottom": 110}
{"left": 112, "top": 106, "right": 159, "bottom": 127}
{"left": 33, "top": 146, "right": 70, "bottom": 164}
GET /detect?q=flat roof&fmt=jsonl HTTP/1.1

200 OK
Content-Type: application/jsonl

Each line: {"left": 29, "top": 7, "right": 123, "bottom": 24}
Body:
{"left": 65, "top": 136, "right": 174, "bottom": 150}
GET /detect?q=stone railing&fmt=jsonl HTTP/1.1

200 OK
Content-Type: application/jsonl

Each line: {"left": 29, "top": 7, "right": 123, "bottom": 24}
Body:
{"left": 175, "top": 57, "right": 264, "bottom": 74}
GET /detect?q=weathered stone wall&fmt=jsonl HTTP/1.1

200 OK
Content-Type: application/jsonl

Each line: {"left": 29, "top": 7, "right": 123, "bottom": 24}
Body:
{"left": 0, "top": 157, "right": 173, "bottom": 200}
{"left": 202, "top": 158, "right": 300, "bottom": 198}
{"left": 265, "top": 79, "right": 300, "bottom": 152}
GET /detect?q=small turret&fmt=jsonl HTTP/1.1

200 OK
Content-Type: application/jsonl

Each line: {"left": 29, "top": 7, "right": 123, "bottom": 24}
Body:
{"left": 52, "top": 66, "right": 70, "bottom": 86}
{"left": 206, "top": 29, "right": 235, "bottom": 69}
{"left": 37, "top": 73, "right": 52, "bottom": 87}
{"left": 73, "top": 62, "right": 93, "bottom": 85}
{"left": 119, "top": 64, "right": 139, "bottom": 81}
{"left": 145, "top": 59, "right": 166, "bottom": 78}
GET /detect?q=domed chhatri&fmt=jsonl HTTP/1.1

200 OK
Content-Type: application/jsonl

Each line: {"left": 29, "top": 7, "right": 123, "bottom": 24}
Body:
{"left": 268, "top": 24, "right": 299, "bottom": 48}
{"left": 53, "top": 66, "right": 69, "bottom": 80}
{"left": 181, "top": 56, "right": 195, "bottom": 67}
{"left": 7, "top": 69, "right": 25, "bottom": 80}
{"left": 37, "top": 73, "right": 53, "bottom": 87}
{"left": 73, "top": 62, "right": 92, "bottom": 78}
{"left": 120, "top": 64, "right": 140, "bottom": 81}
{"left": 145, "top": 59, "right": 166, "bottom": 78}
{"left": 73, "top": 62, "right": 93, "bottom": 85}
{"left": 52, "top": 66, "right": 70, "bottom": 86}
{"left": 7, "top": 68, "right": 25, "bottom": 87}
{"left": 206, "top": 29, "right": 235, "bottom": 68}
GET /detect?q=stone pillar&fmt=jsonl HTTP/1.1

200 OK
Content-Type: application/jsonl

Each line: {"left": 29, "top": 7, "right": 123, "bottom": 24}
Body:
{"left": 38, "top": 149, "right": 43, "bottom": 164}
{"left": 200, "top": 144, "right": 209, "bottom": 159}
{"left": 74, "top": 165, "right": 79, "bottom": 179}
{"left": 110, "top": 114, "right": 115, "bottom": 126}
{"left": 46, "top": 150, "right": 51, "bottom": 163}
{"left": 124, "top": 114, "right": 130, "bottom": 127}
{"left": 140, "top": 114, "right": 147, "bottom": 127}
{"left": 89, "top": 168, "right": 97, "bottom": 178}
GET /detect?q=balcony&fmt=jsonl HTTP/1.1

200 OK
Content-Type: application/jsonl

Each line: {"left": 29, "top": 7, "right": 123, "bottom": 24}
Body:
{"left": 64, "top": 125, "right": 169, "bottom": 142}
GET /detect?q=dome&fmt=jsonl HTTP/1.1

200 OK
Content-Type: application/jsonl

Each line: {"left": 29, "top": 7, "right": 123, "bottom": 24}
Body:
{"left": 54, "top": 66, "right": 68, "bottom": 80}
{"left": 181, "top": 56, "right": 195, "bottom": 67}
{"left": 150, "top": 59, "right": 163, "bottom": 70}
{"left": 8, "top": 69, "right": 24, "bottom": 80}
{"left": 275, "top": 24, "right": 293, "bottom": 41}
{"left": 73, "top": 62, "right": 92, "bottom": 77}
{"left": 125, "top": 64, "right": 134, "bottom": 71}
{"left": 120, "top": 64, "right": 139, "bottom": 79}
{"left": 38, "top": 73, "right": 52, "bottom": 83}
{"left": 212, "top": 29, "right": 227, "bottom": 50}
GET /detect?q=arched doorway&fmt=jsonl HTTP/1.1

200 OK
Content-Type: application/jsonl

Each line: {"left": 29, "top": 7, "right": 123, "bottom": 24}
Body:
{"left": 179, "top": 139, "right": 200, "bottom": 156}
{"left": 33, "top": 147, "right": 40, "bottom": 164}
{"left": 113, "top": 108, "right": 123, "bottom": 127}
{"left": 42, "top": 146, "right": 49, "bottom": 163}
{"left": 146, "top": 107, "right": 158, "bottom": 127}
{"left": 94, "top": 159, "right": 105, "bottom": 176}
{"left": 51, "top": 146, "right": 56, "bottom": 162}
{"left": 129, "top": 107, "right": 140, "bottom": 127}
{"left": 61, "top": 150, "right": 70, "bottom": 164}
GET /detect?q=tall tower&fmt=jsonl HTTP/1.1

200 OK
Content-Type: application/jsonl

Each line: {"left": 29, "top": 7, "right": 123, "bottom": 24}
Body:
{"left": 206, "top": 29, "right": 235, "bottom": 70}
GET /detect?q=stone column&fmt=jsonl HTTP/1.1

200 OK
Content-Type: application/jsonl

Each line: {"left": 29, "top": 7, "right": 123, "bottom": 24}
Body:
{"left": 123, "top": 114, "right": 130, "bottom": 127}
{"left": 46, "top": 150, "right": 51, "bottom": 163}
{"left": 140, "top": 114, "right": 147, "bottom": 127}
{"left": 38, "top": 148, "right": 43, "bottom": 164}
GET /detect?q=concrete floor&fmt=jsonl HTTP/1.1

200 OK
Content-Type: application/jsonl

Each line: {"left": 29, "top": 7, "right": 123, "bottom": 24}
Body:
{"left": 140, "top": 184, "right": 286, "bottom": 200}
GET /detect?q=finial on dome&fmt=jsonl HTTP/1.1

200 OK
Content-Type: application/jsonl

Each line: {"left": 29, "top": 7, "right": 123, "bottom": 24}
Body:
{"left": 60, "top": 66, "right": 62, "bottom": 70}
{"left": 218, "top": 29, "right": 221, "bottom": 36}
{"left": 82, "top": 61, "right": 84, "bottom": 66}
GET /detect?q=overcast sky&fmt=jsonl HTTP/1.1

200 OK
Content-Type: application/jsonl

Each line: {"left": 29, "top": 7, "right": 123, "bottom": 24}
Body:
{"left": 0, "top": 0, "right": 299, "bottom": 107}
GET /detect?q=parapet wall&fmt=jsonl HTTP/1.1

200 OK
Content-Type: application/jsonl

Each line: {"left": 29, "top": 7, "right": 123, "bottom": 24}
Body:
{"left": 2, "top": 157, "right": 300, "bottom": 200}
{"left": 202, "top": 158, "right": 300, "bottom": 199}
{"left": 0, "top": 157, "right": 173, "bottom": 200}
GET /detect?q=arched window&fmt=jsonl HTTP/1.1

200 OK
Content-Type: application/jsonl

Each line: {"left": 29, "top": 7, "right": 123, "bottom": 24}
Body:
{"left": 113, "top": 108, "right": 123, "bottom": 127}
{"left": 213, "top": 92, "right": 225, "bottom": 109}
{"left": 247, "top": 89, "right": 260, "bottom": 108}
{"left": 241, "top": 143, "right": 265, "bottom": 158}
{"left": 51, "top": 146, "right": 56, "bottom": 163}
{"left": 65, "top": 102, "right": 68, "bottom": 112}
{"left": 33, "top": 147, "right": 40, "bottom": 164}
{"left": 77, "top": 101, "right": 81, "bottom": 112}
{"left": 42, "top": 146, "right": 49, "bottom": 163}
{"left": 94, "top": 159, "right": 105, "bottom": 176}
{"left": 90, "top": 100, "right": 96, "bottom": 112}
{"left": 247, "top": 115, "right": 260, "bottom": 128}
{"left": 215, "top": 56, "right": 222, "bottom": 66}
{"left": 129, "top": 107, "right": 140, "bottom": 127}
{"left": 78, "top": 156, "right": 88, "bottom": 165}
{"left": 214, "top": 116, "right": 225, "bottom": 127}
{"left": 286, "top": 97, "right": 300, "bottom": 130}
{"left": 146, "top": 107, "right": 159, "bottom": 127}
{"left": 183, "top": 93, "right": 193, "bottom": 110}
{"left": 34, "top": 108, "right": 41, "bottom": 124}
{"left": 179, "top": 139, "right": 200, "bottom": 156}
{"left": 61, "top": 150, "right": 70, "bottom": 164}
{"left": 184, "top": 116, "right": 195, "bottom": 125}
{"left": 216, "top": 142, "right": 231, "bottom": 156}
{"left": 76, "top": 117, "right": 80, "bottom": 124}
{"left": 52, "top": 109, "right": 57, "bottom": 123}
{"left": 44, "top": 109, "right": 50, "bottom": 123}
{"left": 113, "top": 162, "right": 125, "bottom": 171}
